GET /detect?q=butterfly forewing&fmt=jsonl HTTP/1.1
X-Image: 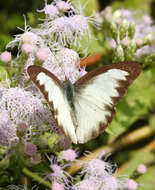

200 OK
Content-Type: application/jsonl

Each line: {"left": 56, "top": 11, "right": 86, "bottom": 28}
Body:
{"left": 27, "top": 62, "right": 142, "bottom": 144}
{"left": 74, "top": 62, "right": 142, "bottom": 143}
{"left": 27, "top": 66, "right": 77, "bottom": 143}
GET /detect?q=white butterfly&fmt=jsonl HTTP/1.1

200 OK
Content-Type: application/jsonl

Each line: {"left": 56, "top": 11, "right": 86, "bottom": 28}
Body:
{"left": 27, "top": 62, "right": 142, "bottom": 144}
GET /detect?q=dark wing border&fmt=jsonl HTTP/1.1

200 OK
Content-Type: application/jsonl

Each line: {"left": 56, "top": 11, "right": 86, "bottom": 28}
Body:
{"left": 27, "top": 65, "right": 64, "bottom": 130}
{"left": 74, "top": 62, "right": 142, "bottom": 141}
{"left": 75, "top": 62, "right": 142, "bottom": 104}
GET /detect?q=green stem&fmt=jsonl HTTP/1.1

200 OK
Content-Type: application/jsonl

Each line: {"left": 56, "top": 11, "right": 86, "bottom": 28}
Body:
{"left": 22, "top": 168, "right": 51, "bottom": 188}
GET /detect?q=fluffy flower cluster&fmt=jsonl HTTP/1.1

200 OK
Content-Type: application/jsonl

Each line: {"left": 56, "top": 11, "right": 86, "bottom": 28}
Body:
{"left": 47, "top": 150, "right": 128, "bottom": 190}
{"left": 6, "top": 0, "right": 90, "bottom": 88}
{"left": 7, "top": 0, "right": 94, "bottom": 52}
{"left": 0, "top": 87, "right": 53, "bottom": 146}
{"left": 43, "top": 48, "right": 87, "bottom": 83}
{"left": 36, "top": 0, "right": 94, "bottom": 48}
{"left": 75, "top": 158, "right": 126, "bottom": 190}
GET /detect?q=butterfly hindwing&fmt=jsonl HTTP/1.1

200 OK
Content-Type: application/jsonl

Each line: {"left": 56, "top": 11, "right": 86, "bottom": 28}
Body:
{"left": 28, "top": 62, "right": 142, "bottom": 144}
{"left": 27, "top": 66, "right": 78, "bottom": 143}
{"left": 74, "top": 62, "right": 142, "bottom": 143}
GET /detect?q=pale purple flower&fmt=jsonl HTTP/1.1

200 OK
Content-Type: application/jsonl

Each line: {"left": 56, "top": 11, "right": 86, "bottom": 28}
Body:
{"left": 24, "top": 143, "right": 37, "bottom": 156}
{"left": 76, "top": 157, "right": 128, "bottom": 190}
{"left": 0, "top": 110, "right": 18, "bottom": 146}
{"left": 36, "top": 47, "right": 51, "bottom": 62}
{"left": 143, "top": 15, "right": 152, "bottom": 25}
{"left": 82, "top": 158, "right": 113, "bottom": 177}
{"left": 19, "top": 55, "right": 34, "bottom": 87}
{"left": 22, "top": 44, "right": 35, "bottom": 54}
{"left": 0, "top": 51, "right": 11, "bottom": 63}
{"left": 109, "top": 39, "right": 117, "bottom": 49}
{"left": 101, "top": 176, "right": 118, "bottom": 190}
{"left": 0, "top": 87, "right": 52, "bottom": 128}
{"left": 56, "top": 48, "right": 80, "bottom": 68}
{"left": 42, "top": 16, "right": 71, "bottom": 46}
{"left": 52, "top": 182, "right": 64, "bottom": 190}
{"left": 44, "top": 4, "right": 59, "bottom": 17}
{"left": 50, "top": 164, "right": 63, "bottom": 178}
{"left": 69, "top": 15, "right": 89, "bottom": 34}
{"left": 137, "top": 164, "right": 147, "bottom": 174}
{"left": 43, "top": 48, "right": 87, "bottom": 83}
{"left": 56, "top": 0, "right": 71, "bottom": 12}
{"left": 48, "top": 155, "right": 74, "bottom": 189}
{"left": 61, "top": 149, "right": 77, "bottom": 161}
{"left": 21, "top": 32, "right": 39, "bottom": 44}
{"left": 74, "top": 179, "right": 96, "bottom": 190}
{"left": 7, "top": 31, "right": 44, "bottom": 49}
{"left": 74, "top": 175, "right": 124, "bottom": 190}
{"left": 38, "top": 14, "right": 93, "bottom": 48}
{"left": 126, "top": 179, "right": 138, "bottom": 190}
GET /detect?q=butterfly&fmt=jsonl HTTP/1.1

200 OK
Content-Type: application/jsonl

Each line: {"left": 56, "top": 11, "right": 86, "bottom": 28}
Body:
{"left": 27, "top": 62, "right": 142, "bottom": 144}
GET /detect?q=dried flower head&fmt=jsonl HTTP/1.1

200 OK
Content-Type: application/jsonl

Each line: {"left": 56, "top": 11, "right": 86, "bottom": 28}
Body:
{"left": 24, "top": 143, "right": 37, "bottom": 156}
{"left": 30, "top": 153, "right": 41, "bottom": 164}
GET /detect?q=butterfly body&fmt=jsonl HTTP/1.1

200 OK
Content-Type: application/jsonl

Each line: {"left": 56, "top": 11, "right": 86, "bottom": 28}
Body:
{"left": 63, "top": 80, "right": 76, "bottom": 109}
{"left": 27, "top": 62, "right": 142, "bottom": 144}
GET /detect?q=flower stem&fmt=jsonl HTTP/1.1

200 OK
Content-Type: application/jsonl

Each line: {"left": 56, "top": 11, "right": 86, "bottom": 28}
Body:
{"left": 22, "top": 168, "right": 51, "bottom": 188}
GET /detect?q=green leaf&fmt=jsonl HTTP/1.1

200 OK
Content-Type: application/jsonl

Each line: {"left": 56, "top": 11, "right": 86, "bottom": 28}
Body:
{"left": 72, "top": 0, "right": 99, "bottom": 15}
{"left": 0, "top": 66, "right": 9, "bottom": 81}
{"left": 119, "top": 150, "right": 154, "bottom": 177}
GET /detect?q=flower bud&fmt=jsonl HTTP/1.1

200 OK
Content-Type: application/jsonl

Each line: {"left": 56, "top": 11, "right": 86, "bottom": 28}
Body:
{"left": 144, "top": 52, "right": 155, "bottom": 67}
{"left": 112, "top": 45, "right": 124, "bottom": 63}
{"left": 121, "top": 37, "right": 130, "bottom": 47}
{"left": 143, "top": 34, "right": 153, "bottom": 45}
{"left": 126, "top": 179, "right": 138, "bottom": 190}
{"left": 0, "top": 51, "right": 11, "bottom": 63}
{"left": 137, "top": 164, "right": 147, "bottom": 174}
{"left": 120, "top": 20, "right": 128, "bottom": 40}
{"left": 22, "top": 44, "right": 34, "bottom": 54}
{"left": 16, "top": 123, "right": 28, "bottom": 138}
{"left": 128, "top": 22, "right": 135, "bottom": 39}
{"left": 125, "top": 41, "right": 136, "bottom": 61}
{"left": 110, "top": 22, "right": 118, "bottom": 41}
